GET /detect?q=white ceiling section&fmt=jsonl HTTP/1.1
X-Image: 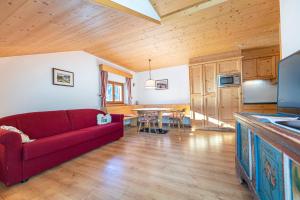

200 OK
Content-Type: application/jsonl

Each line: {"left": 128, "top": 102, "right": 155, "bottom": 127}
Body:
{"left": 94, "top": 0, "right": 161, "bottom": 23}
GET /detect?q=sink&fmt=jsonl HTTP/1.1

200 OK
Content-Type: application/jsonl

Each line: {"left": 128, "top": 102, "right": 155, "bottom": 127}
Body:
{"left": 275, "top": 120, "right": 300, "bottom": 131}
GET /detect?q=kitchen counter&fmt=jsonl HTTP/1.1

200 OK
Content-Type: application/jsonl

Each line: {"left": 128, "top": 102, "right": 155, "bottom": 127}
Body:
{"left": 243, "top": 102, "right": 277, "bottom": 105}
{"left": 235, "top": 112, "right": 300, "bottom": 163}
{"left": 234, "top": 112, "right": 300, "bottom": 200}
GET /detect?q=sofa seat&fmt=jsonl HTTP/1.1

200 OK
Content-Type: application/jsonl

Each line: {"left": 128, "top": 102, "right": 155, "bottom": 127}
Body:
{"left": 23, "top": 130, "right": 94, "bottom": 160}
{"left": 22, "top": 122, "right": 122, "bottom": 161}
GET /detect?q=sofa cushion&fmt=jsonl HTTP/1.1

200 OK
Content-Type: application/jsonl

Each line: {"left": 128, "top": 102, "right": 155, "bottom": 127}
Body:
{"left": 67, "top": 109, "right": 105, "bottom": 130}
{"left": 17, "top": 111, "right": 72, "bottom": 139}
{"left": 23, "top": 129, "right": 95, "bottom": 160}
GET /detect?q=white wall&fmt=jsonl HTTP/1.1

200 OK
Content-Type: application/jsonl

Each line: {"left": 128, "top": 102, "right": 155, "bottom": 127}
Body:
{"left": 243, "top": 80, "right": 277, "bottom": 103}
{"left": 0, "top": 51, "right": 132, "bottom": 117}
{"left": 280, "top": 0, "right": 300, "bottom": 58}
{"left": 133, "top": 65, "right": 190, "bottom": 105}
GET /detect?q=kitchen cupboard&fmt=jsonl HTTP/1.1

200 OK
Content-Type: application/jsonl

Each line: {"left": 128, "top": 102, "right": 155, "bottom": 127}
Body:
{"left": 189, "top": 56, "right": 242, "bottom": 129}
{"left": 218, "top": 59, "right": 241, "bottom": 74}
{"left": 243, "top": 59, "right": 257, "bottom": 79}
{"left": 242, "top": 46, "right": 280, "bottom": 81}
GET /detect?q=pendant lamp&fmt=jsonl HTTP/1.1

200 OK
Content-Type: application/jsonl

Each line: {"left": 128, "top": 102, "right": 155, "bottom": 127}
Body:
{"left": 145, "top": 59, "right": 155, "bottom": 89}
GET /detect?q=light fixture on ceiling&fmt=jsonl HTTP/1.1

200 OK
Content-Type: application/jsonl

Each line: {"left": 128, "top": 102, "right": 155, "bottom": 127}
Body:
{"left": 145, "top": 59, "right": 155, "bottom": 89}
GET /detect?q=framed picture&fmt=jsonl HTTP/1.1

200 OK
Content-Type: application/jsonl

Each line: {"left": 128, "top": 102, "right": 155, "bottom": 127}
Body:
{"left": 53, "top": 68, "right": 74, "bottom": 87}
{"left": 155, "top": 79, "right": 168, "bottom": 90}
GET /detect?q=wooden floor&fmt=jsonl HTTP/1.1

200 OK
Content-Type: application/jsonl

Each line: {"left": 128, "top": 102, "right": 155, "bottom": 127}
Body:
{"left": 0, "top": 128, "right": 252, "bottom": 200}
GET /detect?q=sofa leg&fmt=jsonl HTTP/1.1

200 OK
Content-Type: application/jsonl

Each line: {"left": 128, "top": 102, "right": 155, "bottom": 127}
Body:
{"left": 21, "top": 179, "right": 29, "bottom": 183}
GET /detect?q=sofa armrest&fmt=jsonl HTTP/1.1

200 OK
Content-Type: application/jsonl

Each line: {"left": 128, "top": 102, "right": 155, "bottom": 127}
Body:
{"left": 111, "top": 114, "right": 124, "bottom": 123}
{"left": 0, "top": 129, "right": 23, "bottom": 186}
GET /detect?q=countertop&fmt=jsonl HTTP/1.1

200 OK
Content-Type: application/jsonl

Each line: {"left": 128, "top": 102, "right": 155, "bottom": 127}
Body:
{"left": 243, "top": 102, "right": 277, "bottom": 105}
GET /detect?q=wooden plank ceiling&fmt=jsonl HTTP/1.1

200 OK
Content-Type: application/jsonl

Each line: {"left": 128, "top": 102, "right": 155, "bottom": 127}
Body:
{"left": 0, "top": 0, "right": 279, "bottom": 71}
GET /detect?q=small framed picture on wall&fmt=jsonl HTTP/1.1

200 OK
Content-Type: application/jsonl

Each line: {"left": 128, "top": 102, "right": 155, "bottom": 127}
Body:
{"left": 53, "top": 68, "right": 74, "bottom": 87}
{"left": 155, "top": 79, "right": 168, "bottom": 90}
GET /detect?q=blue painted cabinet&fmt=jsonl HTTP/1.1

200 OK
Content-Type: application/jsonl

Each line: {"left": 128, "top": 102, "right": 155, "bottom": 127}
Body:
{"left": 290, "top": 159, "right": 300, "bottom": 200}
{"left": 255, "top": 135, "right": 284, "bottom": 200}
{"left": 235, "top": 113, "right": 300, "bottom": 200}
{"left": 237, "top": 122, "right": 251, "bottom": 177}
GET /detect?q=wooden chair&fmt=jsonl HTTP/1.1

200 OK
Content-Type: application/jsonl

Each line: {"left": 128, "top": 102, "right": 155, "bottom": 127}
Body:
{"left": 169, "top": 108, "right": 186, "bottom": 129}
{"left": 137, "top": 111, "right": 158, "bottom": 133}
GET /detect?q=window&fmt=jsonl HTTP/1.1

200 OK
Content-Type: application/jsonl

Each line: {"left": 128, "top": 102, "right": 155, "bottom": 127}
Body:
{"left": 106, "top": 81, "right": 124, "bottom": 104}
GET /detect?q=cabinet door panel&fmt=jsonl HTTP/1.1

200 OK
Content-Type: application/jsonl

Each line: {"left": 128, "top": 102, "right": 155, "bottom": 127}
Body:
{"left": 203, "top": 63, "right": 216, "bottom": 95}
{"left": 218, "top": 87, "right": 240, "bottom": 120}
{"left": 191, "top": 94, "right": 204, "bottom": 128}
{"left": 218, "top": 59, "right": 241, "bottom": 73}
{"left": 255, "top": 136, "right": 284, "bottom": 200}
{"left": 218, "top": 87, "right": 240, "bottom": 127}
{"left": 190, "top": 65, "right": 203, "bottom": 94}
{"left": 204, "top": 94, "right": 218, "bottom": 127}
{"left": 257, "top": 57, "right": 274, "bottom": 78}
{"left": 237, "top": 123, "right": 250, "bottom": 177}
{"left": 243, "top": 59, "right": 257, "bottom": 80}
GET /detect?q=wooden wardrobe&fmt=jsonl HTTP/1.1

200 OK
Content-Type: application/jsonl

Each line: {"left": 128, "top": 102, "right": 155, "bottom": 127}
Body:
{"left": 189, "top": 52, "right": 242, "bottom": 130}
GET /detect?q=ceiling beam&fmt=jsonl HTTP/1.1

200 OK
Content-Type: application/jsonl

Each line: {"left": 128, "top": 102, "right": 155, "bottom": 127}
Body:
{"left": 100, "top": 64, "right": 133, "bottom": 78}
{"left": 161, "top": 0, "right": 227, "bottom": 20}
{"left": 94, "top": 0, "right": 161, "bottom": 24}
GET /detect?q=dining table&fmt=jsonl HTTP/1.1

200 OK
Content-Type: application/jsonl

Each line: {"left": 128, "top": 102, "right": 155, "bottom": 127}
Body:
{"left": 132, "top": 107, "right": 175, "bottom": 133}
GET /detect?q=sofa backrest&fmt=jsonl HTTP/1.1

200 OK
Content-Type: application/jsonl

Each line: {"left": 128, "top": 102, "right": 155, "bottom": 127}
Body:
{"left": 67, "top": 109, "right": 105, "bottom": 130}
{"left": 0, "top": 111, "right": 72, "bottom": 139}
{"left": 0, "top": 109, "right": 106, "bottom": 139}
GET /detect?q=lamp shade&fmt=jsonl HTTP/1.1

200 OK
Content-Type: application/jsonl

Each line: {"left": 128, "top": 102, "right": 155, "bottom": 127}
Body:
{"left": 145, "top": 79, "right": 155, "bottom": 89}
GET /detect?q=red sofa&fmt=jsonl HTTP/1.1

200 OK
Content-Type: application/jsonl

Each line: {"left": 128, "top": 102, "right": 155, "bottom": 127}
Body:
{"left": 0, "top": 109, "right": 124, "bottom": 186}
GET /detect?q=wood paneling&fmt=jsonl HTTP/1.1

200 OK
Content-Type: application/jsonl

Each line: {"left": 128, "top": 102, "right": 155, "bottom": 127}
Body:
{"left": 0, "top": 128, "right": 252, "bottom": 200}
{"left": 242, "top": 104, "right": 277, "bottom": 114}
{"left": 0, "top": 0, "right": 280, "bottom": 71}
{"left": 100, "top": 64, "right": 133, "bottom": 78}
{"left": 106, "top": 104, "right": 191, "bottom": 116}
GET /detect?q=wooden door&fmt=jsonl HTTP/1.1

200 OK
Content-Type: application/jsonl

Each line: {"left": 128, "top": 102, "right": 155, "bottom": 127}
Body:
{"left": 190, "top": 65, "right": 203, "bottom": 94}
{"left": 243, "top": 59, "right": 257, "bottom": 80}
{"left": 190, "top": 94, "right": 204, "bottom": 128}
{"left": 203, "top": 63, "right": 216, "bottom": 95}
{"left": 218, "top": 87, "right": 241, "bottom": 127}
{"left": 204, "top": 94, "right": 218, "bottom": 128}
{"left": 257, "top": 57, "right": 275, "bottom": 79}
{"left": 218, "top": 59, "right": 241, "bottom": 74}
